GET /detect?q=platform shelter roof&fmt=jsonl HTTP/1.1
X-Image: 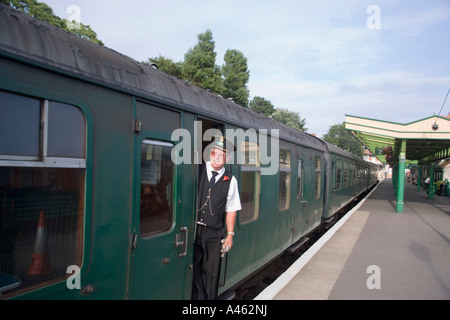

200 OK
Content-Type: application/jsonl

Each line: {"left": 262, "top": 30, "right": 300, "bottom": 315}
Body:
{"left": 345, "top": 115, "right": 450, "bottom": 165}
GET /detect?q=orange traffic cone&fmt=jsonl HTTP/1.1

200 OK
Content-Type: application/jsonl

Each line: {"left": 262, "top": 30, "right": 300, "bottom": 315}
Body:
{"left": 27, "top": 211, "right": 52, "bottom": 276}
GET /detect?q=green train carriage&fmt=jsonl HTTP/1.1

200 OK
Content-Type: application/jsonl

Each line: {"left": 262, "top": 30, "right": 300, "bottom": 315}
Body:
{"left": 0, "top": 4, "right": 377, "bottom": 300}
{"left": 322, "top": 141, "right": 378, "bottom": 225}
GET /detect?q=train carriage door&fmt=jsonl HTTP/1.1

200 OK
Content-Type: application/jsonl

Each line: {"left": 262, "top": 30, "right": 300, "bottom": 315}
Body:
{"left": 130, "top": 101, "right": 193, "bottom": 300}
{"left": 296, "top": 158, "right": 305, "bottom": 209}
{"left": 296, "top": 153, "right": 315, "bottom": 233}
{"left": 195, "top": 118, "right": 230, "bottom": 293}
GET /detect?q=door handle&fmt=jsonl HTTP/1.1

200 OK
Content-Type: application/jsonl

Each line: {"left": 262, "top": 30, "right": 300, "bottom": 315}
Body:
{"left": 176, "top": 227, "right": 188, "bottom": 258}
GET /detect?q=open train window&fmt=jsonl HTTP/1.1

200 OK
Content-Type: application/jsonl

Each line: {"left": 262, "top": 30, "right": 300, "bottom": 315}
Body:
{"left": 279, "top": 149, "right": 291, "bottom": 211}
{"left": 0, "top": 90, "right": 85, "bottom": 297}
{"left": 139, "top": 140, "right": 174, "bottom": 236}
{"left": 195, "top": 118, "right": 224, "bottom": 164}
{"left": 239, "top": 141, "right": 260, "bottom": 224}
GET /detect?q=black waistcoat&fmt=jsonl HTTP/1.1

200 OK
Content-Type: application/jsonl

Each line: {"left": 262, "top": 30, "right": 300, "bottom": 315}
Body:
{"left": 197, "top": 164, "right": 232, "bottom": 230}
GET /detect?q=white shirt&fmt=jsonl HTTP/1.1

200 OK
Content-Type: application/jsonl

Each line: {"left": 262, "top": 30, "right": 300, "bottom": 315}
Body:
{"left": 206, "top": 161, "right": 242, "bottom": 213}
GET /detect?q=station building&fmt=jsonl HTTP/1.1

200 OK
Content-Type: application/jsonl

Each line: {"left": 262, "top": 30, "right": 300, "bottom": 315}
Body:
{"left": 345, "top": 114, "right": 450, "bottom": 212}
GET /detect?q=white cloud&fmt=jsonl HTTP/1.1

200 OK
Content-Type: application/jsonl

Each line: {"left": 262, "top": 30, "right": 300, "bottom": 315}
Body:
{"left": 382, "top": 1, "right": 450, "bottom": 37}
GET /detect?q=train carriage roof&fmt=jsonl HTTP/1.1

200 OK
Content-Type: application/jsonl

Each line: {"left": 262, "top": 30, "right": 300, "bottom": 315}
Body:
{"left": 0, "top": 3, "right": 325, "bottom": 152}
{"left": 323, "top": 140, "right": 370, "bottom": 165}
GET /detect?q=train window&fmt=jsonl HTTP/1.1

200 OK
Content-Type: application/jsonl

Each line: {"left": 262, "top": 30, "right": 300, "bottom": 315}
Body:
{"left": 0, "top": 91, "right": 85, "bottom": 297}
{"left": 0, "top": 91, "right": 40, "bottom": 158}
{"left": 279, "top": 149, "right": 291, "bottom": 211}
{"left": 239, "top": 140, "right": 259, "bottom": 166}
{"left": 239, "top": 141, "right": 260, "bottom": 224}
{"left": 343, "top": 163, "right": 348, "bottom": 188}
{"left": 297, "top": 160, "right": 304, "bottom": 198}
{"left": 336, "top": 160, "right": 342, "bottom": 190}
{"left": 48, "top": 102, "right": 85, "bottom": 158}
{"left": 139, "top": 140, "right": 174, "bottom": 236}
{"left": 331, "top": 162, "right": 336, "bottom": 189}
{"left": 314, "top": 156, "right": 321, "bottom": 199}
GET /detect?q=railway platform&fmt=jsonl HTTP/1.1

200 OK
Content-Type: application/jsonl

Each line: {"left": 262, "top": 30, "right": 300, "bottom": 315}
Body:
{"left": 255, "top": 178, "right": 450, "bottom": 300}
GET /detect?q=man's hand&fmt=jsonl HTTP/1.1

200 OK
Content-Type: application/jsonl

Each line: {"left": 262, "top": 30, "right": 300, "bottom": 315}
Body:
{"left": 223, "top": 234, "right": 233, "bottom": 250}
{"left": 221, "top": 234, "right": 233, "bottom": 257}
{"left": 221, "top": 211, "right": 236, "bottom": 257}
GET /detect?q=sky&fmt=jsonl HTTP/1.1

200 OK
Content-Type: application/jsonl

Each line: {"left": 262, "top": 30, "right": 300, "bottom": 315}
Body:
{"left": 42, "top": 0, "right": 450, "bottom": 137}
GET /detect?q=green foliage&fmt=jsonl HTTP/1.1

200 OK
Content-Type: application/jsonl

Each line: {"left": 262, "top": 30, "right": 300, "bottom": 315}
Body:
{"left": 63, "top": 20, "right": 104, "bottom": 45}
{"left": 142, "top": 28, "right": 309, "bottom": 132}
{"left": 323, "top": 122, "right": 363, "bottom": 157}
{"left": 144, "top": 55, "right": 183, "bottom": 79}
{"left": 222, "top": 49, "right": 250, "bottom": 107}
{"left": 271, "top": 108, "right": 308, "bottom": 132}
{"left": 2, "top": 0, "right": 64, "bottom": 28}
{"left": 249, "top": 97, "right": 308, "bottom": 132}
{"left": 1, "top": 0, "right": 104, "bottom": 45}
{"left": 249, "top": 96, "right": 275, "bottom": 117}
{"left": 146, "top": 31, "right": 252, "bottom": 109}
{"left": 182, "top": 29, "right": 224, "bottom": 94}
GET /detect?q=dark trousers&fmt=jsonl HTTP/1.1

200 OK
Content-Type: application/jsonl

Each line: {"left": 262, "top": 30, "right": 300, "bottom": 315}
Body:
{"left": 191, "top": 226, "right": 224, "bottom": 300}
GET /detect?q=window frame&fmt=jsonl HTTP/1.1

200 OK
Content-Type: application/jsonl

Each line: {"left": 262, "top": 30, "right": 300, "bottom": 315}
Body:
{"left": 139, "top": 139, "right": 176, "bottom": 237}
{"left": 297, "top": 159, "right": 304, "bottom": 199}
{"left": 314, "top": 156, "right": 321, "bottom": 199}
{"left": 0, "top": 93, "right": 86, "bottom": 169}
{"left": 238, "top": 140, "right": 261, "bottom": 225}
{"left": 336, "top": 159, "right": 342, "bottom": 191}
{"left": 343, "top": 162, "right": 348, "bottom": 188}
{"left": 0, "top": 89, "right": 88, "bottom": 297}
{"left": 278, "top": 148, "right": 291, "bottom": 211}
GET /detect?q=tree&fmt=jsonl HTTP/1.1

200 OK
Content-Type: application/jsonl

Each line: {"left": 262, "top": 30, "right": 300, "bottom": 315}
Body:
{"left": 323, "top": 122, "right": 363, "bottom": 157}
{"left": 182, "top": 29, "right": 223, "bottom": 94}
{"left": 249, "top": 96, "right": 275, "bottom": 117}
{"left": 271, "top": 108, "right": 307, "bottom": 132}
{"left": 144, "top": 55, "right": 183, "bottom": 78}
{"left": 63, "top": 20, "right": 104, "bottom": 45}
{"left": 2, "top": 0, "right": 65, "bottom": 27}
{"left": 222, "top": 49, "right": 250, "bottom": 107}
{"left": 1, "top": 0, "right": 104, "bottom": 45}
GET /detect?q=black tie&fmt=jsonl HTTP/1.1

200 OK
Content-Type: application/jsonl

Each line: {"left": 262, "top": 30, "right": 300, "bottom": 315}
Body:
{"left": 209, "top": 171, "right": 218, "bottom": 187}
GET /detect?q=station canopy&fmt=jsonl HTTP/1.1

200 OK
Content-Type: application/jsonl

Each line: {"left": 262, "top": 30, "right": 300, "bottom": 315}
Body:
{"left": 345, "top": 115, "right": 450, "bottom": 165}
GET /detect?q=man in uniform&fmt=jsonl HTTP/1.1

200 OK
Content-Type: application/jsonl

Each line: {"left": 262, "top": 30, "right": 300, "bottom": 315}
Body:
{"left": 192, "top": 136, "right": 242, "bottom": 300}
